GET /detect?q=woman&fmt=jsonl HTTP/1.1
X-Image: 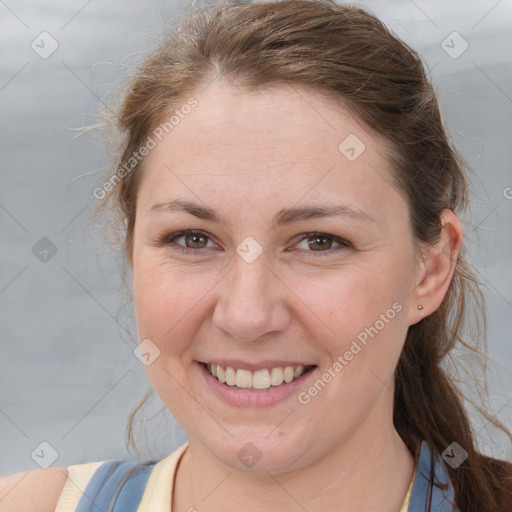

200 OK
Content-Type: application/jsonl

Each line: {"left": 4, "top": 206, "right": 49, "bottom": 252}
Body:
{"left": 1, "top": 1, "right": 511, "bottom": 510}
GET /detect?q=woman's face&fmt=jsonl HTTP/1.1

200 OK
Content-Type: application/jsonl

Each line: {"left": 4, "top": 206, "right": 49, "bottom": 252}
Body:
{"left": 132, "top": 82, "right": 421, "bottom": 472}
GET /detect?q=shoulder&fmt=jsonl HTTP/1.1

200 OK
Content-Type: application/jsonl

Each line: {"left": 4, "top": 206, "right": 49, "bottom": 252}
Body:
{"left": 0, "top": 444, "right": 189, "bottom": 512}
{"left": 0, "top": 466, "right": 68, "bottom": 512}
{"left": 0, "top": 459, "right": 106, "bottom": 512}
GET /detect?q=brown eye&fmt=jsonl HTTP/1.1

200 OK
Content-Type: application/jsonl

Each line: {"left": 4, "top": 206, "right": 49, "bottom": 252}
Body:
{"left": 183, "top": 232, "right": 208, "bottom": 249}
{"left": 294, "top": 232, "right": 350, "bottom": 256}
{"left": 157, "top": 230, "right": 215, "bottom": 254}
{"left": 307, "top": 235, "right": 335, "bottom": 251}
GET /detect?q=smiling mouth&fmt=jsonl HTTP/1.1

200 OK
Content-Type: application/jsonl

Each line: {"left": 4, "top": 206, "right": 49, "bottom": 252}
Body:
{"left": 201, "top": 362, "right": 316, "bottom": 390}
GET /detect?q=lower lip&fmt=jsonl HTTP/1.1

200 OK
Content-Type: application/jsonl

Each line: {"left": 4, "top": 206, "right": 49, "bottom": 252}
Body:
{"left": 197, "top": 362, "right": 317, "bottom": 407}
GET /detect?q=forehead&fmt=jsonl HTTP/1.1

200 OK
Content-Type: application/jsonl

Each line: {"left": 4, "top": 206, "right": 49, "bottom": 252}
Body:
{"left": 138, "top": 81, "right": 405, "bottom": 224}
{"left": 155, "top": 82, "right": 384, "bottom": 162}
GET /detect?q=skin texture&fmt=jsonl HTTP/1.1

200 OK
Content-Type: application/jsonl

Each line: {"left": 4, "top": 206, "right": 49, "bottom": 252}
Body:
{"left": 0, "top": 468, "right": 68, "bottom": 512}
{"left": 131, "top": 81, "right": 463, "bottom": 511}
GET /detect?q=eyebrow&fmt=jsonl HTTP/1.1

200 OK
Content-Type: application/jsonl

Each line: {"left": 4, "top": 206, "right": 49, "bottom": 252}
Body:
{"left": 148, "top": 199, "right": 375, "bottom": 228}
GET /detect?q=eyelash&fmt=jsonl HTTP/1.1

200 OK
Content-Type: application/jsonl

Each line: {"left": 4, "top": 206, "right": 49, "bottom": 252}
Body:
{"left": 156, "top": 230, "right": 351, "bottom": 257}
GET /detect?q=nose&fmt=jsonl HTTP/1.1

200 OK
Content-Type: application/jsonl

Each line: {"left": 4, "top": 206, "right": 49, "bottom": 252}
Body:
{"left": 212, "top": 254, "right": 291, "bottom": 342}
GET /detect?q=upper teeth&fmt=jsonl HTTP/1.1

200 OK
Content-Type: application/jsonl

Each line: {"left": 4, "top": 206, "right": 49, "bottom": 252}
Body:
{"left": 207, "top": 364, "right": 310, "bottom": 389}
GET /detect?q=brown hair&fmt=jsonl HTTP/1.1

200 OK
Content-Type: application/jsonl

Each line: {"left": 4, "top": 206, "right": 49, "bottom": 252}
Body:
{"left": 95, "top": 1, "right": 512, "bottom": 509}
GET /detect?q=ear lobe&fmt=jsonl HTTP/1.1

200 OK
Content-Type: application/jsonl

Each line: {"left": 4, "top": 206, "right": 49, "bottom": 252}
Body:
{"left": 408, "top": 209, "right": 464, "bottom": 325}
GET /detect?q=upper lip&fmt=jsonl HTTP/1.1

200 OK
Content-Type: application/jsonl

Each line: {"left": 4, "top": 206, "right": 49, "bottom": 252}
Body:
{"left": 199, "top": 360, "right": 316, "bottom": 372}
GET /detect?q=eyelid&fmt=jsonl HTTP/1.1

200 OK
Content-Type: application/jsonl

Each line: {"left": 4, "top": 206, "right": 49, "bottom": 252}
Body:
{"left": 157, "top": 229, "right": 351, "bottom": 256}
{"left": 290, "top": 232, "right": 351, "bottom": 256}
{"left": 156, "top": 230, "right": 218, "bottom": 251}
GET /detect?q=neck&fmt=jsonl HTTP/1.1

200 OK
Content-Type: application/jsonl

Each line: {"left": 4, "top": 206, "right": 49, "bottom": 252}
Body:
{"left": 173, "top": 417, "right": 414, "bottom": 512}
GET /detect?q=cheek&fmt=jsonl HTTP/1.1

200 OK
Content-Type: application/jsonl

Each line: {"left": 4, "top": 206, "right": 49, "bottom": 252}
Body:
{"left": 132, "top": 258, "right": 217, "bottom": 351}
{"left": 293, "top": 269, "right": 408, "bottom": 424}
{"left": 303, "top": 265, "right": 405, "bottom": 334}
{"left": 297, "top": 261, "right": 410, "bottom": 380}
{"left": 132, "top": 259, "right": 205, "bottom": 418}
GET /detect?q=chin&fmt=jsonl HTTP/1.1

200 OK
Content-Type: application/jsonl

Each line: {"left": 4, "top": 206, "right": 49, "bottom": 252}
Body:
{"left": 192, "top": 427, "right": 316, "bottom": 474}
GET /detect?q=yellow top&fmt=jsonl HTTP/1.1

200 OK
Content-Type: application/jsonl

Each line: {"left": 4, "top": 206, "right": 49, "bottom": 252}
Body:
{"left": 400, "top": 463, "right": 417, "bottom": 512}
{"left": 55, "top": 443, "right": 416, "bottom": 511}
{"left": 55, "top": 444, "right": 188, "bottom": 512}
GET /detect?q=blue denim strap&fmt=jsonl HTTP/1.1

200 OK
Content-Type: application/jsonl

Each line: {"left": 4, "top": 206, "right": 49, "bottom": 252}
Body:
{"left": 75, "top": 460, "right": 156, "bottom": 512}
{"left": 409, "top": 441, "right": 459, "bottom": 511}
{"left": 73, "top": 442, "right": 458, "bottom": 511}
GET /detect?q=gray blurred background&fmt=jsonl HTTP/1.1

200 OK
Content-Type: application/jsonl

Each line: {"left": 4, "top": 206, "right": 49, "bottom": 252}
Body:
{"left": 1, "top": 0, "right": 511, "bottom": 475}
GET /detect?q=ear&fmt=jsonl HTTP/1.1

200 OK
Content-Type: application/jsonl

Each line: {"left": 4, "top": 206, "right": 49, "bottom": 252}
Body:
{"left": 408, "top": 209, "right": 464, "bottom": 325}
